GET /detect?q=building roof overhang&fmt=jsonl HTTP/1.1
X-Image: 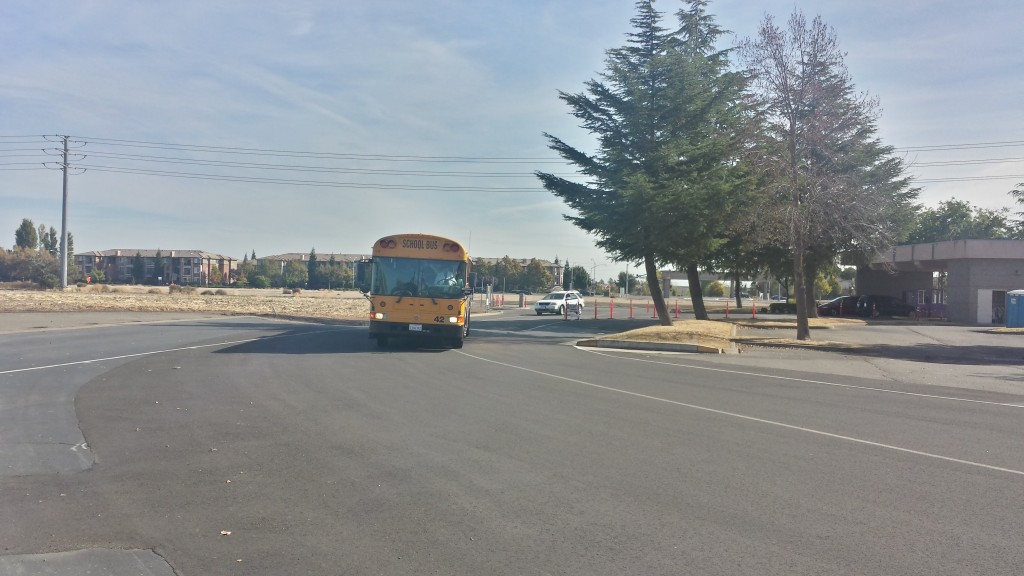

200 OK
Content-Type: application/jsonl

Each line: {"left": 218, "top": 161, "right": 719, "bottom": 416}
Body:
{"left": 869, "top": 239, "right": 1024, "bottom": 272}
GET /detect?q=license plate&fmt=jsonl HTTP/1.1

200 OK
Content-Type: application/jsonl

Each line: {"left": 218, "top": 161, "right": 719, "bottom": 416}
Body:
{"left": 408, "top": 324, "right": 422, "bottom": 332}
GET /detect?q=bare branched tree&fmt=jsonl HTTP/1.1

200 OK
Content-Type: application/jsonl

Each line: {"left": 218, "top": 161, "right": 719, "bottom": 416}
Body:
{"left": 740, "top": 10, "right": 916, "bottom": 339}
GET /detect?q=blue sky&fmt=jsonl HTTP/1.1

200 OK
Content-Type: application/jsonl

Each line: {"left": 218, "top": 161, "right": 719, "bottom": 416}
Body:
{"left": 2, "top": 0, "right": 1021, "bottom": 281}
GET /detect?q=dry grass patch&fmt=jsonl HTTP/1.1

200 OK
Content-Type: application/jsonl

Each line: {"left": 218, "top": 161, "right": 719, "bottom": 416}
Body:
{"left": 600, "top": 320, "right": 735, "bottom": 348}
{"left": 733, "top": 336, "right": 866, "bottom": 350}
{"left": 986, "top": 327, "right": 1024, "bottom": 334}
{"left": 0, "top": 287, "right": 371, "bottom": 321}
{"left": 729, "top": 317, "right": 867, "bottom": 349}
{"left": 732, "top": 316, "right": 866, "bottom": 329}
{"left": 598, "top": 317, "right": 868, "bottom": 351}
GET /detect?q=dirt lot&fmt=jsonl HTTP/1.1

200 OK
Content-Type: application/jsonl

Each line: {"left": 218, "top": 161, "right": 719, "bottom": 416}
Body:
{"left": 0, "top": 285, "right": 371, "bottom": 322}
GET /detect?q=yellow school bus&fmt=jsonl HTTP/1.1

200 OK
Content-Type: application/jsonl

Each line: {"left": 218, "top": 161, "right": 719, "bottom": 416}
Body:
{"left": 359, "top": 234, "right": 472, "bottom": 348}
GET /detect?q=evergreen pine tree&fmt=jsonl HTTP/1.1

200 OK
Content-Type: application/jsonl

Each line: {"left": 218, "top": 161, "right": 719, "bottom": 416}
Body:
{"left": 537, "top": 0, "right": 749, "bottom": 323}
{"left": 15, "top": 219, "right": 38, "bottom": 251}
{"left": 307, "top": 248, "right": 319, "bottom": 290}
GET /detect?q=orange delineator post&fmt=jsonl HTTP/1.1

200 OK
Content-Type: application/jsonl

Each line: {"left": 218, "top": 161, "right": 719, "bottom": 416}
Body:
{"left": 593, "top": 302, "right": 598, "bottom": 319}
{"left": 752, "top": 301, "right": 757, "bottom": 319}
{"left": 610, "top": 299, "right": 615, "bottom": 318}
{"left": 674, "top": 300, "right": 679, "bottom": 319}
{"left": 726, "top": 301, "right": 730, "bottom": 319}
{"left": 629, "top": 300, "right": 633, "bottom": 319}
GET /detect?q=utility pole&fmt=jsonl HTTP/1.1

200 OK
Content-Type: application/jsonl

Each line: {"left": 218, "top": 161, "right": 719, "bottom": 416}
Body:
{"left": 59, "top": 135, "right": 70, "bottom": 289}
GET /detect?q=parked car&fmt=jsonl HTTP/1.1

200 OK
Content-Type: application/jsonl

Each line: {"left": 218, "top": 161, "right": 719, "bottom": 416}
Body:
{"left": 856, "top": 294, "right": 916, "bottom": 317}
{"left": 534, "top": 290, "right": 585, "bottom": 315}
{"left": 817, "top": 295, "right": 860, "bottom": 316}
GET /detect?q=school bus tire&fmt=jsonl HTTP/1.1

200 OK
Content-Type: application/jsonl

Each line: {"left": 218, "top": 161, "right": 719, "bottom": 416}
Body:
{"left": 451, "top": 315, "right": 469, "bottom": 349}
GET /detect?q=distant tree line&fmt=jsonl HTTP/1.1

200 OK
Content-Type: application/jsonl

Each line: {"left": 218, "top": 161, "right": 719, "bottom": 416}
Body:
{"left": 0, "top": 218, "right": 79, "bottom": 287}
{"left": 470, "top": 256, "right": 554, "bottom": 293}
{"left": 233, "top": 248, "right": 354, "bottom": 290}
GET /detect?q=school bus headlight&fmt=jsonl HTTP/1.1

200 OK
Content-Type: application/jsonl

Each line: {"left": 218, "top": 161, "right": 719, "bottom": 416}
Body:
{"left": 373, "top": 312, "right": 386, "bottom": 320}
{"left": 447, "top": 316, "right": 458, "bottom": 323}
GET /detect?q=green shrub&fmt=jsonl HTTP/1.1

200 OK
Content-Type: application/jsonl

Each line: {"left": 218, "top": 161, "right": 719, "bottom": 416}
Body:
{"left": 249, "top": 275, "right": 269, "bottom": 289}
{"left": 705, "top": 281, "right": 726, "bottom": 297}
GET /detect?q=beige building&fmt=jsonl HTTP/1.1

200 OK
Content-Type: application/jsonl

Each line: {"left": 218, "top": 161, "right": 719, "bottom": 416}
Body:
{"left": 861, "top": 239, "right": 1024, "bottom": 324}
{"left": 75, "top": 249, "right": 235, "bottom": 285}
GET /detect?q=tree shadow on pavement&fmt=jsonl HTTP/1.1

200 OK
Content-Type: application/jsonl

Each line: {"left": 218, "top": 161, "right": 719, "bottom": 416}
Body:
{"left": 830, "top": 342, "right": 1024, "bottom": 366}
{"left": 212, "top": 326, "right": 451, "bottom": 355}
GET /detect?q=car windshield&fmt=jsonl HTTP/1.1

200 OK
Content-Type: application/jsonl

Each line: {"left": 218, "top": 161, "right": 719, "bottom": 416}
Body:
{"left": 544, "top": 292, "right": 566, "bottom": 300}
{"left": 371, "top": 256, "right": 467, "bottom": 298}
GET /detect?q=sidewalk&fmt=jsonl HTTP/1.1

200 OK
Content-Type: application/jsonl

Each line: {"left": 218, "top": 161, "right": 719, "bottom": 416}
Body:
{"left": 736, "top": 323, "right": 1023, "bottom": 396}
{"left": 583, "top": 321, "right": 1024, "bottom": 397}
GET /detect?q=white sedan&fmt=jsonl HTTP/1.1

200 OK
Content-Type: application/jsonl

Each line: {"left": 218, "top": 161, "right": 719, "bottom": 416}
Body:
{"left": 534, "top": 291, "right": 585, "bottom": 315}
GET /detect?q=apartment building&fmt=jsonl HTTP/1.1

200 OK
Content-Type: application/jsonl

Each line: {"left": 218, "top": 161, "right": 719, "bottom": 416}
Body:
{"left": 75, "top": 249, "right": 235, "bottom": 285}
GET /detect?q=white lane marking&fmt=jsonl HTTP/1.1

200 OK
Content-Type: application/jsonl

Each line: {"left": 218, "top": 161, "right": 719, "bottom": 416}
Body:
{"left": 0, "top": 315, "right": 244, "bottom": 335}
{"left": 0, "top": 327, "right": 353, "bottom": 375}
{"left": 523, "top": 322, "right": 563, "bottom": 332}
{"left": 456, "top": 350, "right": 1024, "bottom": 477}
{"left": 578, "top": 348, "right": 1024, "bottom": 409}
{"left": 0, "top": 338, "right": 267, "bottom": 375}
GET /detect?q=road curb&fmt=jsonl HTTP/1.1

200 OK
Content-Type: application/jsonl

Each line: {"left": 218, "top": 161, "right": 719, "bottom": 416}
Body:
{"left": 575, "top": 338, "right": 736, "bottom": 354}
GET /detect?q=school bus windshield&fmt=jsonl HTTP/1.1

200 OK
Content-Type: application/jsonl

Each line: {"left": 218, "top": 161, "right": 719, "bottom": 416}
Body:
{"left": 371, "top": 257, "right": 467, "bottom": 299}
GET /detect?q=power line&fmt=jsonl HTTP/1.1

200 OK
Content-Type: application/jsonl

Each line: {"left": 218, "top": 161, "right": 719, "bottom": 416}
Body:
{"left": 911, "top": 156, "right": 1024, "bottom": 167}
{"left": 78, "top": 150, "right": 565, "bottom": 178}
{"left": 914, "top": 174, "right": 1024, "bottom": 184}
{"left": 896, "top": 140, "right": 1024, "bottom": 153}
{"left": 78, "top": 164, "right": 548, "bottom": 193}
{"left": 75, "top": 135, "right": 566, "bottom": 164}
{"left": 4, "top": 134, "right": 1023, "bottom": 186}
{"left": 4, "top": 133, "right": 1024, "bottom": 159}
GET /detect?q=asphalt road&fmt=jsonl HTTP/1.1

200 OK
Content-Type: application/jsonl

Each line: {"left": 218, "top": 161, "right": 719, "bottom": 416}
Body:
{"left": 2, "top": 312, "right": 1023, "bottom": 575}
